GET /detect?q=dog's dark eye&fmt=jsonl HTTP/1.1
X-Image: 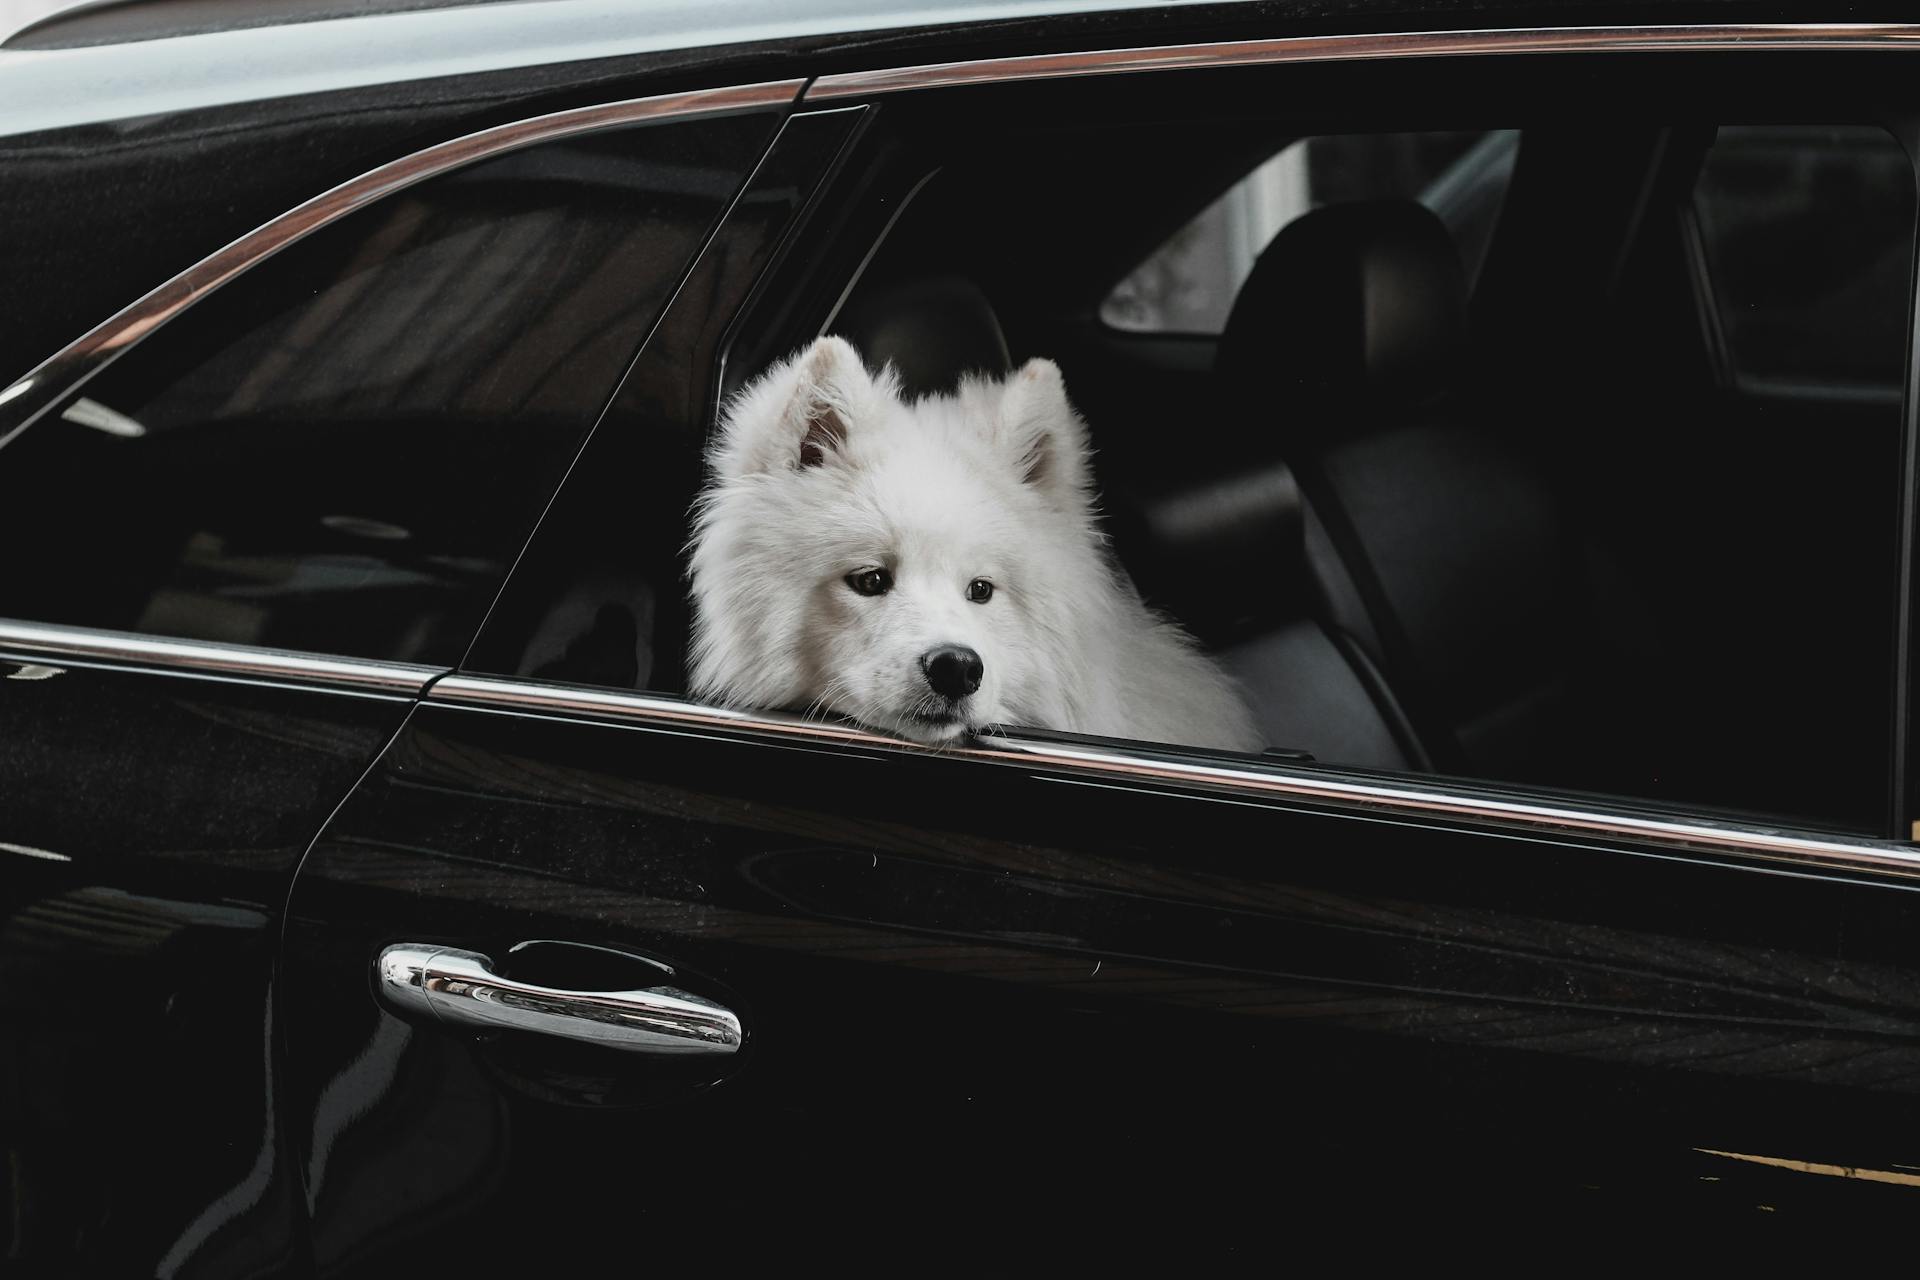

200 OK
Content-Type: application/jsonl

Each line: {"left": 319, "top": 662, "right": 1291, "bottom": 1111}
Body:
{"left": 967, "top": 578, "right": 994, "bottom": 604}
{"left": 847, "top": 568, "right": 893, "bottom": 597}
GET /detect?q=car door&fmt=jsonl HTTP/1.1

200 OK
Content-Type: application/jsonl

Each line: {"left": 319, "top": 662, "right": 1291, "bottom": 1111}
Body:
{"left": 0, "top": 84, "right": 793, "bottom": 1274}
{"left": 280, "top": 28, "right": 1920, "bottom": 1267}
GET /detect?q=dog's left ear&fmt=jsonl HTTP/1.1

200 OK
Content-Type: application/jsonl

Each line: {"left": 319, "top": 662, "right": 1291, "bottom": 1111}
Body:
{"left": 997, "top": 359, "right": 1093, "bottom": 507}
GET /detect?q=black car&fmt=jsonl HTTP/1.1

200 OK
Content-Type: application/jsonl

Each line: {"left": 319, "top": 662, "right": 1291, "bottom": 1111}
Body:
{"left": 6, "top": 1, "right": 1920, "bottom": 1269}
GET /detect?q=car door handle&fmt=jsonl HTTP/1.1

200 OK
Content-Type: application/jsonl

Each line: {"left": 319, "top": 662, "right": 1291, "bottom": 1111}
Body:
{"left": 376, "top": 944, "right": 742, "bottom": 1057}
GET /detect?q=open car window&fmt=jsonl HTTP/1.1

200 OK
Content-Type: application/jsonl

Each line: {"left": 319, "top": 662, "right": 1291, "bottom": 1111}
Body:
{"left": 460, "top": 86, "right": 1915, "bottom": 839}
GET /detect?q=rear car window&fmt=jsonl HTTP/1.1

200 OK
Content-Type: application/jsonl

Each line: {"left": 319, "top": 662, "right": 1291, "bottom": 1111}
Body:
{"left": 0, "top": 111, "right": 776, "bottom": 664}
{"left": 1101, "top": 129, "right": 1519, "bottom": 334}
{"left": 1692, "top": 124, "right": 1916, "bottom": 392}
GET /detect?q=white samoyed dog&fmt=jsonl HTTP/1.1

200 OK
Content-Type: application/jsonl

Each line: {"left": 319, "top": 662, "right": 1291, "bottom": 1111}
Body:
{"left": 686, "top": 336, "right": 1260, "bottom": 753}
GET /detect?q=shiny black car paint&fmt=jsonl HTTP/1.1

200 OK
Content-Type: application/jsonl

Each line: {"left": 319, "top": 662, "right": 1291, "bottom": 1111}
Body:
{"left": 286, "top": 700, "right": 1920, "bottom": 1257}
{"left": 0, "top": 657, "right": 406, "bottom": 1272}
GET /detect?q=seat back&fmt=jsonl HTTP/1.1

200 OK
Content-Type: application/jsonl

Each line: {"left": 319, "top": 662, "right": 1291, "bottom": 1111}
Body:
{"left": 1219, "top": 200, "right": 1651, "bottom": 783}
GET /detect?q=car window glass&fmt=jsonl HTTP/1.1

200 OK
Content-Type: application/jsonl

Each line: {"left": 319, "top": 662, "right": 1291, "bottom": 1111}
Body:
{"left": 0, "top": 110, "right": 777, "bottom": 664}
{"left": 1693, "top": 124, "right": 1914, "bottom": 391}
{"left": 1101, "top": 129, "right": 1519, "bottom": 334}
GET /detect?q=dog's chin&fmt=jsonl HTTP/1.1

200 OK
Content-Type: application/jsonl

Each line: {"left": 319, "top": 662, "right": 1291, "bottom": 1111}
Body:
{"left": 881, "top": 707, "right": 975, "bottom": 745}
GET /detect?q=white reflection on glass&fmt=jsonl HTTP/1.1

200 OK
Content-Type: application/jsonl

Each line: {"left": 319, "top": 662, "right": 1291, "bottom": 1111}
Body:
{"left": 60, "top": 396, "right": 147, "bottom": 437}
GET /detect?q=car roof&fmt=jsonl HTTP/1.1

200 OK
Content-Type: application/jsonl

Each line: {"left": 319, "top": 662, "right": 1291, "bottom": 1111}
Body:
{"left": 5, "top": 0, "right": 1215, "bottom": 48}
{"left": 0, "top": 1, "right": 1873, "bottom": 138}
{"left": 0, "top": 0, "right": 1226, "bottom": 135}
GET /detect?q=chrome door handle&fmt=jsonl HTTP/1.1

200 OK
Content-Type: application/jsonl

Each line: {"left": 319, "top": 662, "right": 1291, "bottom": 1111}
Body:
{"left": 376, "top": 944, "right": 742, "bottom": 1057}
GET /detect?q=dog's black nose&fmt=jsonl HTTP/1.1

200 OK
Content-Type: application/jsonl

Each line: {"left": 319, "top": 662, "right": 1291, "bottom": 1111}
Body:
{"left": 921, "top": 646, "right": 983, "bottom": 700}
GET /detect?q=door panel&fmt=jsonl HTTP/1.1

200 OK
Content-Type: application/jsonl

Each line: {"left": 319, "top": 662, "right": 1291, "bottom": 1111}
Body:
{"left": 0, "top": 656, "right": 409, "bottom": 1275}
{"left": 0, "top": 90, "right": 797, "bottom": 1275}
{"left": 283, "top": 699, "right": 1920, "bottom": 1263}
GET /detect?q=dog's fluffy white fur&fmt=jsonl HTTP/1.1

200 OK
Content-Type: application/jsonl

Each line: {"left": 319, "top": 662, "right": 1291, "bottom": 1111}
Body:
{"left": 687, "top": 336, "right": 1260, "bottom": 753}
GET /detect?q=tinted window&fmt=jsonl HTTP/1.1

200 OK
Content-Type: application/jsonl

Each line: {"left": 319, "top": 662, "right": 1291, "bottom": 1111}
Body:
{"left": 0, "top": 110, "right": 777, "bottom": 663}
{"left": 1693, "top": 124, "right": 1914, "bottom": 389}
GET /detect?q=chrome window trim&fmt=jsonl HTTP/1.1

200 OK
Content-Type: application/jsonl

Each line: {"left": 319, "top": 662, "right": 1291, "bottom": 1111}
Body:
{"left": 0, "top": 78, "right": 806, "bottom": 453}
{"left": 428, "top": 674, "right": 1920, "bottom": 883}
{"left": 6, "top": 616, "right": 1913, "bottom": 877}
{"left": 0, "top": 618, "right": 439, "bottom": 695}
{"left": 807, "top": 22, "right": 1920, "bottom": 99}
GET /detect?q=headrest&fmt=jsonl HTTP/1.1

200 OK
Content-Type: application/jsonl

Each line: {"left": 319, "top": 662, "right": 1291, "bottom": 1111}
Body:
{"left": 1112, "top": 460, "right": 1307, "bottom": 645}
{"left": 1217, "top": 200, "right": 1468, "bottom": 417}
{"left": 830, "top": 274, "right": 1012, "bottom": 400}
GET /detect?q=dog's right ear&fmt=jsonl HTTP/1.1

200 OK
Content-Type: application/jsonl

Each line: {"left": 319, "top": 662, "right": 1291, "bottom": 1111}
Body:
{"left": 994, "top": 358, "right": 1094, "bottom": 509}
{"left": 718, "top": 336, "right": 872, "bottom": 476}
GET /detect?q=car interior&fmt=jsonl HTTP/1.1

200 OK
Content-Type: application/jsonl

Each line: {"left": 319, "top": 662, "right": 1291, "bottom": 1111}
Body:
{"left": 796, "top": 106, "right": 1911, "bottom": 834}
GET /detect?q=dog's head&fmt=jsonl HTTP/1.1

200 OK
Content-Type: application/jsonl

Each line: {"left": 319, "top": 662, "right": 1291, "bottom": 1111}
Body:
{"left": 688, "top": 335, "right": 1099, "bottom": 743}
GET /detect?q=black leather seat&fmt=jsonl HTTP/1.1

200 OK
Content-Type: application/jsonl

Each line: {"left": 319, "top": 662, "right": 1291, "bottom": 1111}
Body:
{"left": 1116, "top": 460, "right": 1420, "bottom": 770}
{"left": 1218, "top": 199, "right": 1657, "bottom": 786}
{"left": 832, "top": 274, "right": 1013, "bottom": 397}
